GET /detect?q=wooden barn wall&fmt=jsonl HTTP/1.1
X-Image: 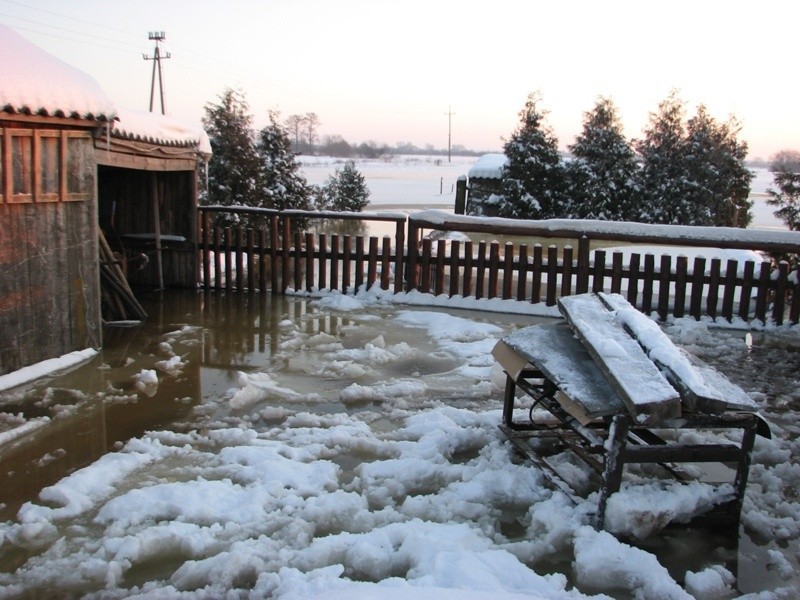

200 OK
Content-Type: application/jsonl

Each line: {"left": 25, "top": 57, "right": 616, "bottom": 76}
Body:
{"left": 0, "top": 200, "right": 101, "bottom": 376}
{"left": 98, "top": 166, "right": 198, "bottom": 288}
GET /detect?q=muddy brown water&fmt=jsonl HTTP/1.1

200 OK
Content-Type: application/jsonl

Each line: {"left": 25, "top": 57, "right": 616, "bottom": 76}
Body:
{"left": 0, "top": 289, "right": 797, "bottom": 596}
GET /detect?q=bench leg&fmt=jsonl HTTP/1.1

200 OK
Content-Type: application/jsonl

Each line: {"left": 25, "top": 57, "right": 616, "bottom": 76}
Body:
{"left": 731, "top": 417, "right": 758, "bottom": 516}
{"left": 597, "top": 415, "right": 629, "bottom": 530}
{"left": 502, "top": 373, "right": 516, "bottom": 427}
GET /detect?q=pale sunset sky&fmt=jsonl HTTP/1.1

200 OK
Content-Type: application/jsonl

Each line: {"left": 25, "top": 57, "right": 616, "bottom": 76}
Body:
{"left": 2, "top": 0, "right": 797, "bottom": 160}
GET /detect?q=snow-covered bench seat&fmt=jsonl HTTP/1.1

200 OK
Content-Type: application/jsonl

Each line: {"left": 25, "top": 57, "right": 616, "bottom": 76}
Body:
{"left": 491, "top": 292, "right": 770, "bottom": 530}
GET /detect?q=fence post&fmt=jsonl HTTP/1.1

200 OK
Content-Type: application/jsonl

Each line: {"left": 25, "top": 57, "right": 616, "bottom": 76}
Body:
{"left": 281, "top": 216, "right": 291, "bottom": 293}
{"left": 224, "top": 227, "right": 233, "bottom": 292}
{"left": 449, "top": 240, "right": 460, "bottom": 297}
{"left": 463, "top": 240, "right": 473, "bottom": 298}
{"left": 406, "top": 220, "right": 420, "bottom": 291}
{"left": 689, "top": 256, "right": 705, "bottom": 319}
{"left": 454, "top": 176, "right": 467, "bottom": 214}
{"left": 420, "top": 238, "right": 432, "bottom": 293}
{"left": 368, "top": 236, "right": 379, "bottom": 290}
{"left": 201, "top": 210, "right": 211, "bottom": 289}
{"left": 657, "top": 255, "right": 671, "bottom": 321}
{"left": 269, "top": 215, "right": 279, "bottom": 295}
{"left": 318, "top": 234, "right": 328, "bottom": 291}
{"left": 546, "top": 245, "right": 558, "bottom": 306}
{"left": 576, "top": 237, "right": 590, "bottom": 294}
{"left": 381, "top": 237, "right": 391, "bottom": 290}
{"left": 355, "top": 236, "right": 365, "bottom": 292}
{"left": 247, "top": 229, "right": 255, "bottom": 292}
{"left": 435, "top": 239, "right": 446, "bottom": 295}
{"left": 707, "top": 258, "right": 721, "bottom": 320}
{"left": 772, "top": 261, "right": 789, "bottom": 325}
{"left": 627, "top": 253, "right": 640, "bottom": 307}
{"left": 394, "top": 219, "right": 405, "bottom": 294}
{"left": 488, "top": 242, "right": 500, "bottom": 299}
{"left": 305, "top": 232, "right": 315, "bottom": 292}
{"left": 502, "top": 242, "right": 514, "bottom": 299}
{"left": 293, "top": 231, "right": 303, "bottom": 292}
{"left": 790, "top": 266, "right": 800, "bottom": 325}
{"left": 642, "top": 254, "right": 655, "bottom": 315}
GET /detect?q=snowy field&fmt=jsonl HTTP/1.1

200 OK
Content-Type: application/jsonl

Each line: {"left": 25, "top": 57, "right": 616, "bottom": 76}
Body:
{"left": 0, "top": 288, "right": 798, "bottom": 599}
{"left": 299, "top": 156, "right": 787, "bottom": 232}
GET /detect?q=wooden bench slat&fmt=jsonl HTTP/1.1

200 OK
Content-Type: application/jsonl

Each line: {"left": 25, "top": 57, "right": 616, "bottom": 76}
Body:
{"left": 558, "top": 294, "right": 682, "bottom": 424}
{"left": 494, "top": 322, "right": 626, "bottom": 420}
{"left": 598, "top": 292, "right": 758, "bottom": 413}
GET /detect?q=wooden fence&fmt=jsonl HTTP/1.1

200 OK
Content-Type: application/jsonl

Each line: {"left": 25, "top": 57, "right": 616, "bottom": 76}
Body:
{"left": 198, "top": 207, "right": 800, "bottom": 326}
{"left": 199, "top": 206, "right": 406, "bottom": 296}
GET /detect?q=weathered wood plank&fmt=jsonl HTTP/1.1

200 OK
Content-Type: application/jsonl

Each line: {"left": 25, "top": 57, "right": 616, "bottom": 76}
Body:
{"left": 494, "top": 322, "right": 626, "bottom": 419}
{"left": 558, "top": 293, "right": 681, "bottom": 424}
{"left": 598, "top": 292, "right": 758, "bottom": 413}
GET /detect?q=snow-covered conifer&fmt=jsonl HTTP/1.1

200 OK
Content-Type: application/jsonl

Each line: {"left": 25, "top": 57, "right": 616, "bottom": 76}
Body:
{"left": 202, "top": 88, "right": 261, "bottom": 218}
{"left": 499, "top": 93, "right": 567, "bottom": 219}
{"left": 320, "top": 161, "right": 370, "bottom": 212}
{"left": 566, "top": 97, "right": 639, "bottom": 221}
{"left": 767, "top": 157, "right": 800, "bottom": 232}
{"left": 684, "top": 106, "right": 753, "bottom": 227}
{"left": 256, "top": 111, "right": 313, "bottom": 212}
{"left": 634, "top": 91, "right": 696, "bottom": 225}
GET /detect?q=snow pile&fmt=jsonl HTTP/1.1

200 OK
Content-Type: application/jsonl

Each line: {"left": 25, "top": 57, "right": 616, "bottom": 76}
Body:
{"left": 0, "top": 24, "right": 115, "bottom": 120}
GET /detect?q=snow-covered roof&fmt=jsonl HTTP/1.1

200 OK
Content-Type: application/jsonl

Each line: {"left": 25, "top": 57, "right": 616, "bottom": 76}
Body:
{"left": 467, "top": 153, "right": 508, "bottom": 180}
{"left": 112, "top": 107, "right": 212, "bottom": 157}
{"left": 0, "top": 24, "right": 116, "bottom": 122}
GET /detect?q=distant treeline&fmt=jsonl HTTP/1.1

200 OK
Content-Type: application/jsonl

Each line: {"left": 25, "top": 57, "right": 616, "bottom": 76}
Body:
{"left": 300, "top": 136, "right": 488, "bottom": 159}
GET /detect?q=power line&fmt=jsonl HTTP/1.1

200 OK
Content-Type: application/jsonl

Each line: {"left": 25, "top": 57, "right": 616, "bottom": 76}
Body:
{"left": 3, "top": 22, "right": 141, "bottom": 55}
{"left": 0, "top": 0, "right": 141, "bottom": 40}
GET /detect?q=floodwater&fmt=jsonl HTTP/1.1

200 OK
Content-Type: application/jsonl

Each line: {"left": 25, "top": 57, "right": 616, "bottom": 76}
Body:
{"left": 0, "top": 289, "right": 797, "bottom": 596}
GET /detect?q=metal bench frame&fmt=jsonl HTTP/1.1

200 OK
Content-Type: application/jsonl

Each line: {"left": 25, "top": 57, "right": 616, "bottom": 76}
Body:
{"left": 500, "top": 367, "right": 762, "bottom": 528}
{"left": 494, "top": 292, "right": 770, "bottom": 531}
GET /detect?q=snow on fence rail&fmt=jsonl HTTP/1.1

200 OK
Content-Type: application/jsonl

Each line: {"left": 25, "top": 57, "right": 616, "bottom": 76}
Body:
{"left": 197, "top": 207, "right": 800, "bottom": 326}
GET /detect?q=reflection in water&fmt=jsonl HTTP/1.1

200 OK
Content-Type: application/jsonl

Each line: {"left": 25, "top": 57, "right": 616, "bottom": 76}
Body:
{"left": 0, "top": 290, "right": 359, "bottom": 526}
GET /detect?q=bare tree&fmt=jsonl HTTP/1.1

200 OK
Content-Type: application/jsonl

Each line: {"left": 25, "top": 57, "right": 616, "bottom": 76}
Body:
{"left": 770, "top": 150, "right": 800, "bottom": 174}
{"left": 304, "top": 112, "right": 320, "bottom": 152}
{"left": 284, "top": 114, "right": 304, "bottom": 152}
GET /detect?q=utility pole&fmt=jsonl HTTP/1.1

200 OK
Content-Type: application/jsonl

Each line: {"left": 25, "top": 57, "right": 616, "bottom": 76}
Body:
{"left": 143, "top": 31, "right": 170, "bottom": 115}
{"left": 444, "top": 106, "right": 455, "bottom": 163}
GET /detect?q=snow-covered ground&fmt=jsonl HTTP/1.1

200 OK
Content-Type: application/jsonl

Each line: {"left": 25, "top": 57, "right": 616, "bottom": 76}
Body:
{"left": 0, "top": 287, "right": 798, "bottom": 599}
{"left": 299, "top": 155, "right": 474, "bottom": 210}
{"left": 299, "top": 156, "right": 787, "bottom": 232}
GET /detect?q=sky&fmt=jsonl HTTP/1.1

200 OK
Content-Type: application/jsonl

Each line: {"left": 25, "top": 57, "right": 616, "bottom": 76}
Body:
{"left": 1, "top": 0, "right": 798, "bottom": 160}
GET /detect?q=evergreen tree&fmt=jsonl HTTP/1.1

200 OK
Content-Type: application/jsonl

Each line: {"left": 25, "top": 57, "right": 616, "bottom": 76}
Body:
{"left": 320, "top": 161, "right": 370, "bottom": 212}
{"left": 202, "top": 89, "right": 261, "bottom": 216}
{"left": 767, "top": 152, "right": 800, "bottom": 231}
{"left": 566, "top": 97, "right": 639, "bottom": 220}
{"left": 499, "top": 93, "right": 567, "bottom": 219}
{"left": 634, "top": 91, "right": 697, "bottom": 225}
{"left": 686, "top": 107, "right": 753, "bottom": 227}
{"left": 256, "top": 111, "right": 313, "bottom": 212}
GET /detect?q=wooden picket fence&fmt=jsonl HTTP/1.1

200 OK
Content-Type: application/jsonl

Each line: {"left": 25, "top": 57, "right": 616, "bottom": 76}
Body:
{"left": 199, "top": 206, "right": 406, "bottom": 296}
{"left": 198, "top": 206, "right": 800, "bottom": 326}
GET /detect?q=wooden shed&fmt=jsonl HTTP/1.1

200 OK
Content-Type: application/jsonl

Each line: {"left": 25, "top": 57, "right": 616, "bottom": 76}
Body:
{"left": 95, "top": 108, "right": 211, "bottom": 290}
{"left": 0, "top": 24, "right": 115, "bottom": 376}
{"left": 465, "top": 153, "right": 507, "bottom": 216}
